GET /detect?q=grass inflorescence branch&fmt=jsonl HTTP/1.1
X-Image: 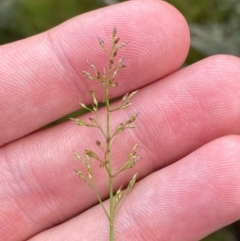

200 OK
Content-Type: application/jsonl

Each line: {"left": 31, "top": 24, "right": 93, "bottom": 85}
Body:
{"left": 72, "top": 27, "right": 140, "bottom": 241}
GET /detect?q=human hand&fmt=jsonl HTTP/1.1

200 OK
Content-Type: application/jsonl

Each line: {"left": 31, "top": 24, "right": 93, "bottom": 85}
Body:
{"left": 1, "top": 1, "right": 240, "bottom": 240}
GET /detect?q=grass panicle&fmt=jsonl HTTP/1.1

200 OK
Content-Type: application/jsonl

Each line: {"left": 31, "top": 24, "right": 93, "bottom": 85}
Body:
{"left": 72, "top": 27, "right": 140, "bottom": 241}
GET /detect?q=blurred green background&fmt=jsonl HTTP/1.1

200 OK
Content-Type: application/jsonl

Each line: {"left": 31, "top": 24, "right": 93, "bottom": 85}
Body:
{"left": 1, "top": 0, "right": 239, "bottom": 240}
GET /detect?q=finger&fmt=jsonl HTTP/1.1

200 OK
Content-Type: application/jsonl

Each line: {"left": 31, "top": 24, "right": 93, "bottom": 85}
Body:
{"left": 0, "top": 0, "right": 189, "bottom": 146}
{"left": 28, "top": 135, "right": 240, "bottom": 241}
{"left": 1, "top": 55, "right": 240, "bottom": 240}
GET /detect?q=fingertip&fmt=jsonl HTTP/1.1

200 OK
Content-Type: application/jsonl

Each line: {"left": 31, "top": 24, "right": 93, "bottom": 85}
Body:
{"left": 47, "top": 0, "right": 190, "bottom": 84}
{"left": 0, "top": 0, "right": 191, "bottom": 145}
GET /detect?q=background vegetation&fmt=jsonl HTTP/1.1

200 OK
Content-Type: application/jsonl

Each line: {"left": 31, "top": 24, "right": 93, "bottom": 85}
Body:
{"left": 1, "top": 0, "right": 239, "bottom": 240}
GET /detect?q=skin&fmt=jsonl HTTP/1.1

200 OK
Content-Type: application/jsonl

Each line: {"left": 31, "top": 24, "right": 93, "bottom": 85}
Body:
{"left": 1, "top": 0, "right": 240, "bottom": 240}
